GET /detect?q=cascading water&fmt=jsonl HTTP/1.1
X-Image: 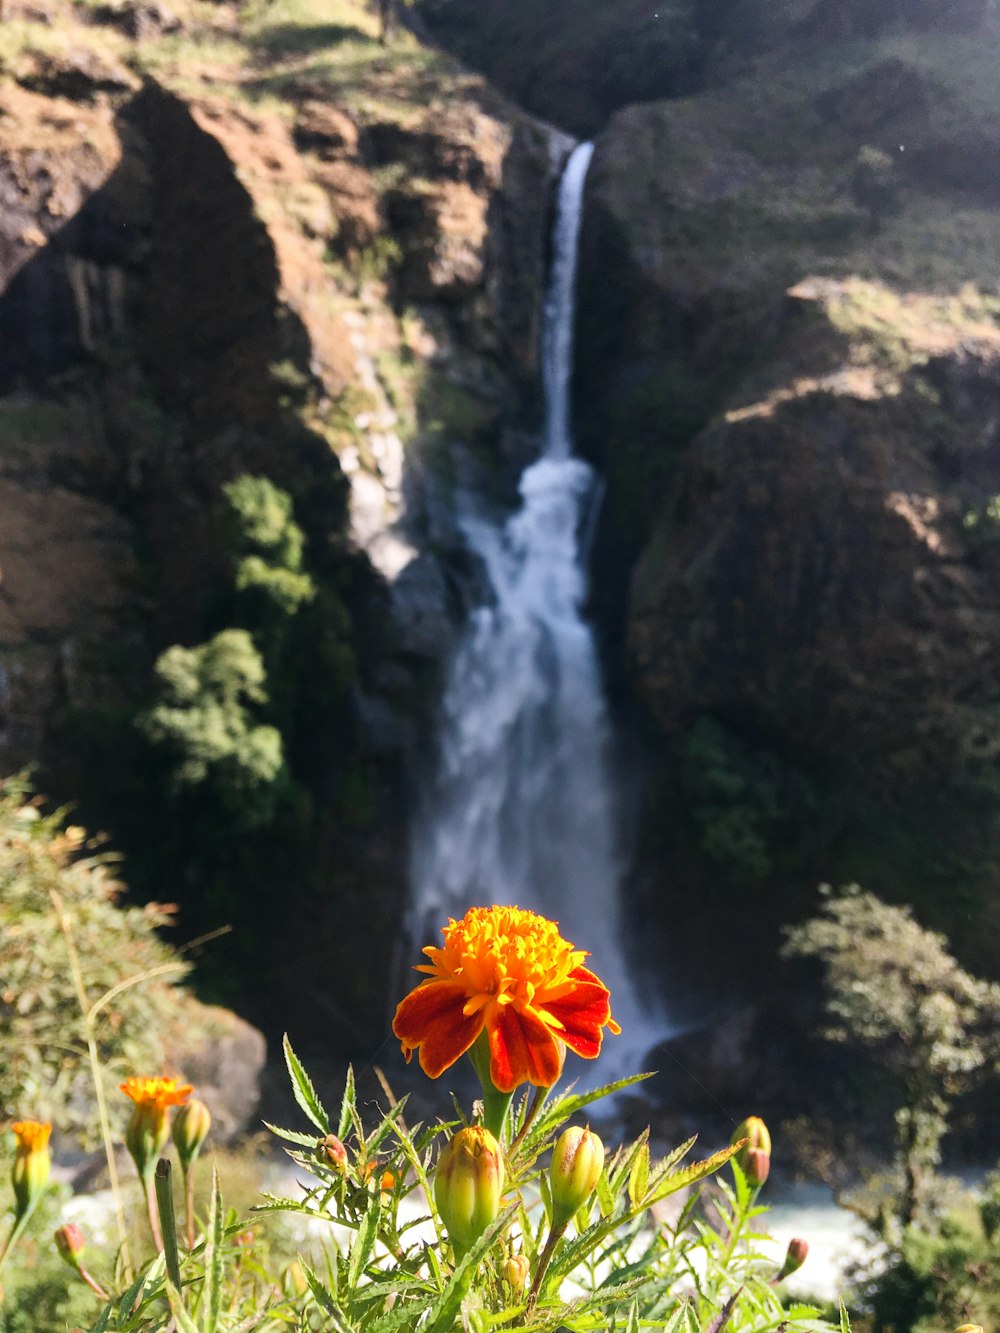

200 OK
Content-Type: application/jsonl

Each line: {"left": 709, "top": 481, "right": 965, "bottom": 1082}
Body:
{"left": 409, "top": 142, "right": 657, "bottom": 1076}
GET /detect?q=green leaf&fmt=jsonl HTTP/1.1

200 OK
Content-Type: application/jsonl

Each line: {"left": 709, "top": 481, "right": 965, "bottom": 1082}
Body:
{"left": 365, "top": 1096, "right": 411, "bottom": 1156}
{"left": 628, "top": 1142, "right": 650, "bottom": 1209}
{"left": 264, "top": 1120, "right": 323, "bottom": 1147}
{"left": 301, "top": 1259, "right": 341, "bottom": 1318}
{"left": 839, "top": 1303, "right": 852, "bottom": 1333}
{"left": 422, "top": 1202, "right": 519, "bottom": 1333}
{"left": 338, "top": 1063, "right": 356, "bottom": 1139}
{"left": 284, "top": 1033, "right": 330, "bottom": 1133}
{"left": 646, "top": 1144, "right": 743, "bottom": 1206}
{"left": 202, "top": 1167, "right": 223, "bottom": 1333}
{"left": 347, "top": 1190, "right": 381, "bottom": 1290}
{"left": 166, "top": 1281, "right": 201, "bottom": 1333}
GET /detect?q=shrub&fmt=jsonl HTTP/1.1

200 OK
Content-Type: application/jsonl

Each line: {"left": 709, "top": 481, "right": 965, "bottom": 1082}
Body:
{"left": 0, "top": 778, "right": 206, "bottom": 1145}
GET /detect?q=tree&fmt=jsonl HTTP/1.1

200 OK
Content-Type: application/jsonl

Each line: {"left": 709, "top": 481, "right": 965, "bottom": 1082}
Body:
{"left": 139, "top": 629, "right": 287, "bottom": 830}
{"left": 783, "top": 885, "right": 1000, "bottom": 1232}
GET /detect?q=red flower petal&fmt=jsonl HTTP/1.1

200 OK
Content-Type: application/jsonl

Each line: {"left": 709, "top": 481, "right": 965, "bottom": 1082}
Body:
{"left": 392, "top": 980, "right": 484, "bottom": 1079}
{"left": 489, "top": 1005, "right": 564, "bottom": 1093}
{"left": 542, "top": 967, "right": 616, "bottom": 1059}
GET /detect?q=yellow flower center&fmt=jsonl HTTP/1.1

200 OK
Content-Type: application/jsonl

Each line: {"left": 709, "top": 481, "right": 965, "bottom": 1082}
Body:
{"left": 11, "top": 1120, "right": 52, "bottom": 1153}
{"left": 119, "top": 1076, "right": 193, "bottom": 1111}
{"left": 417, "top": 906, "right": 587, "bottom": 1018}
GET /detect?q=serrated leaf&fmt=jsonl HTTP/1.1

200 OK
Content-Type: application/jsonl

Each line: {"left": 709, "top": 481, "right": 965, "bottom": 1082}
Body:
{"left": 628, "top": 1142, "right": 650, "bottom": 1209}
{"left": 646, "top": 1143, "right": 742, "bottom": 1206}
{"left": 839, "top": 1302, "right": 852, "bottom": 1333}
{"left": 284, "top": 1033, "right": 330, "bottom": 1133}
{"left": 347, "top": 1191, "right": 381, "bottom": 1289}
{"left": 264, "top": 1120, "right": 323, "bottom": 1148}
{"left": 338, "top": 1063, "right": 356, "bottom": 1139}
{"left": 301, "top": 1259, "right": 340, "bottom": 1318}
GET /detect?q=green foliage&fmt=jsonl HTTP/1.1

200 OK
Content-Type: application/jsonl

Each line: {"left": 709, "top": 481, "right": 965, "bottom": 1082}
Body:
{"left": 0, "top": 778, "right": 206, "bottom": 1145}
{"left": 680, "top": 716, "right": 817, "bottom": 881}
{"left": 223, "top": 476, "right": 315, "bottom": 620}
{"left": 850, "top": 146, "right": 901, "bottom": 235}
{"left": 139, "top": 630, "right": 288, "bottom": 830}
{"left": 784, "top": 886, "right": 1000, "bottom": 1231}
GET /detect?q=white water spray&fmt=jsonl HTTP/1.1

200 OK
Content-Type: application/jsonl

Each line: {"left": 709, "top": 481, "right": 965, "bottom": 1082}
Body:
{"left": 409, "top": 142, "right": 658, "bottom": 1076}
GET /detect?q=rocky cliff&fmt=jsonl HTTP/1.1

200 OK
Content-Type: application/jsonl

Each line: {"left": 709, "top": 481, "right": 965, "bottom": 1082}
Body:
{"left": 0, "top": 0, "right": 559, "bottom": 1042}
{"left": 575, "top": 20, "right": 1000, "bottom": 1003}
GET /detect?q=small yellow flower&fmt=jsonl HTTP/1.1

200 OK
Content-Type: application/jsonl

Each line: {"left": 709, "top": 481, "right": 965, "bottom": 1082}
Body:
{"left": 120, "top": 1077, "right": 192, "bottom": 1181}
{"left": 119, "top": 1077, "right": 193, "bottom": 1111}
{"left": 10, "top": 1120, "right": 52, "bottom": 1218}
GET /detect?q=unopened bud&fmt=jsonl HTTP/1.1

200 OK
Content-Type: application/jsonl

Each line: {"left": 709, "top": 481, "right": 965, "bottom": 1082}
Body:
{"left": 172, "top": 1098, "right": 211, "bottom": 1170}
{"left": 955, "top": 1326, "right": 984, "bottom": 1333}
{"left": 434, "top": 1126, "right": 504, "bottom": 1252}
{"left": 55, "top": 1223, "right": 86, "bottom": 1270}
{"left": 11, "top": 1121, "right": 52, "bottom": 1219}
{"left": 731, "top": 1116, "right": 771, "bottom": 1166}
{"left": 125, "top": 1106, "right": 169, "bottom": 1183}
{"left": 745, "top": 1147, "right": 770, "bottom": 1186}
{"left": 776, "top": 1237, "right": 808, "bottom": 1281}
{"left": 550, "top": 1126, "right": 604, "bottom": 1228}
{"left": 318, "top": 1134, "right": 349, "bottom": 1171}
{"left": 503, "top": 1253, "right": 530, "bottom": 1295}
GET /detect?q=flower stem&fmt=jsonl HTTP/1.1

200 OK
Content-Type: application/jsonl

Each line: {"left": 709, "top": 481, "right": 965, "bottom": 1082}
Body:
{"left": 144, "top": 1173, "right": 164, "bottom": 1253}
{"left": 184, "top": 1164, "right": 196, "bottom": 1250}
{"left": 525, "top": 1218, "right": 568, "bottom": 1317}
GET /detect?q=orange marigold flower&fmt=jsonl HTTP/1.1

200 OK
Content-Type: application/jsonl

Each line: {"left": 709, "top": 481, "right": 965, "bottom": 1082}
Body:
{"left": 11, "top": 1120, "right": 52, "bottom": 1153}
{"left": 392, "top": 905, "right": 621, "bottom": 1093}
{"left": 119, "top": 1077, "right": 193, "bottom": 1110}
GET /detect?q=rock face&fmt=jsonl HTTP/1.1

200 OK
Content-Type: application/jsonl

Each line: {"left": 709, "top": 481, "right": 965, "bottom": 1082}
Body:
{"left": 575, "top": 31, "right": 1000, "bottom": 981}
{"left": 0, "top": 0, "right": 559, "bottom": 1045}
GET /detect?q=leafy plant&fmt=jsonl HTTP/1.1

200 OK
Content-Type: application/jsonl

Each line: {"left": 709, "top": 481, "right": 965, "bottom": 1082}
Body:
{"left": 0, "top": 778, "right": 207, "bottom": 1147}
{"left": 138, "top": 630, "right": 288, "bottom": 830}
{"left": 783, "top": 885, "right": 1000, "bottom": 1232}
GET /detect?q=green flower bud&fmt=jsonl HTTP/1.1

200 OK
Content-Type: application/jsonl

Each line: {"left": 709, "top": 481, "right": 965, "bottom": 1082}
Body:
{"left": 731, "top": 1116, "right": 771, "bottom": 1168}
{"left": 11, "top": 1121, "right": 51, "bottom": 1220}
{"left": 550, "top": 1126, "right": 604, "bottom": 1228}
{"left": 776, "top": 1237, "right": 808, "bottom": 1281}
{"left": 434, "top": 1126, "right": 504, "bottom": 1252}
{"left": 172, "top": 1098, "right": 211, "bottom": 1170}
{"left": 54, "top": 1223, "right": 86, "bottom": 1271}
{"left": 125, "top": 1104, "right": 169, "bottom": 1183}
{"left": 503, "top": 1253, "right": 530, "bottom": 1295}
{"left": 745, "top": 1146, "right": 770, "bottom": 1186}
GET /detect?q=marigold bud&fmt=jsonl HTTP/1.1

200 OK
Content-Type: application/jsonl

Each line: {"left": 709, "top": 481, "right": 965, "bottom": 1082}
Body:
{"left": 434, "top": 1126, "right": 504, "bottom": 1252}
{"left": 11, "top": 1121, "right": 52, "bottom": 1219}
{"left": 55, "top": 1223, "right": 86, "bottom": 1270}
{"left": 318, "top": 1134, "right": 349, "bottom": 1171}
{"left": 503, "top": 1253, "right": 530, "bottom": 1295}
{"left": 550, "top": 1126, "right": 604, "bottom": 1228}
{"left": 745, "top": 1147, "right": 770, "bottom": 1186}
{"left": 731, "top": 1116, "right": 771, "bottom": 1165}
{"left": 125, "top": 1104, "right": 169, "bottom": 1183}
{"left": 172, "top": 1098, "right": 211, "bottom": 1170}
{"left": 776, "top": 1237, "right": 808, "bottom": 1281}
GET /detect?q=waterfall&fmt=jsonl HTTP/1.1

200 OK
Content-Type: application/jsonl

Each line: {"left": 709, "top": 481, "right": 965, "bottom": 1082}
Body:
{"left": 408, "top": 142, "right": 656, "bottom": 1078}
